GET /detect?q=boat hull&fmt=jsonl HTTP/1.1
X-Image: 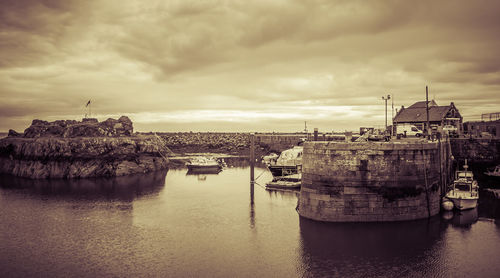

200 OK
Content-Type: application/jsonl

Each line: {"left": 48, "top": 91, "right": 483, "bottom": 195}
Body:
{"left": 446, "top": 196, "right": 478, "bottom": 210}
{"left": 265, "top": 180, "right": 301, "bottom": 190}
{"left": 186, "top": 165, "right": 222, "bottom": 174}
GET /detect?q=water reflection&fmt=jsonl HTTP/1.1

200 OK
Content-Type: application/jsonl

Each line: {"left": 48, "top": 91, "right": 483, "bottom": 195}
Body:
{"left": 1, "top": 163, "right": 500, "bottom": 277}
{"left": 299, "top": 216, "right": 445, "bottom": 277}
{"left": 452, "top": 208, "right": 479, "bottom": 227}
{"left": 0, "top": 170, "right": 167, "bottom": 202}
{"left": 186, "top": 168, "right": 222, "bottom": 175}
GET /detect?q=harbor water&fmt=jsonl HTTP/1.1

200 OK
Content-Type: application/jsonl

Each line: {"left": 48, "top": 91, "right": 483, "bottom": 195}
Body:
{"left": 1, "top": 160, "right": 500, "bottom": 277}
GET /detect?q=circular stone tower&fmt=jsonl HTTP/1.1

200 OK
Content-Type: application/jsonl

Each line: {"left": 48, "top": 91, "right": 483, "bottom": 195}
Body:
{"left": 298, "top": 141, "right": 446, "bottom": 222}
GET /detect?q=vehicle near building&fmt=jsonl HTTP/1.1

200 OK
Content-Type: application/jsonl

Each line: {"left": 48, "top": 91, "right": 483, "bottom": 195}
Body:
{"left": 396, "top": 124, "right": 423, "bottom": 137}
{"left": 443, "top": 124, "right": 459, "bottom": 137}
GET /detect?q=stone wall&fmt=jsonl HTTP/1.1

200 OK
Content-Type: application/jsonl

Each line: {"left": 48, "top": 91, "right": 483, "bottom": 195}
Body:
{"left": 450, "top": 138, "right": 500, "bottom": 163}
{"left": 298, "top": 141, "right": 448, "bottom": 222}
{"left": 256, "top": 134, "right": 306, "bottom": 152}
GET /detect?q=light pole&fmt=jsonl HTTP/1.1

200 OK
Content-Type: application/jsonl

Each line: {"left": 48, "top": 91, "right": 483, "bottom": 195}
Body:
{"left": 382, "top": 95, "right": 391, "bottom": 133}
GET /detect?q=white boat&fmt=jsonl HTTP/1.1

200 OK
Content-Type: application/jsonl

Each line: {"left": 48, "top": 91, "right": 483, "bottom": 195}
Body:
{"left": 266, "top": 173, "right": 301, "bottom": 190}
{"left": 444, "top": 160, "right": 479, "bottom": 211}
{"left": 186, "top": 157, "right": 222, "bottom": 174}
{"left": 267, "top": 146, "right": 303, "bottom": 178}
{"left": 484, "top": 165, "right": 500, "bottom": 178}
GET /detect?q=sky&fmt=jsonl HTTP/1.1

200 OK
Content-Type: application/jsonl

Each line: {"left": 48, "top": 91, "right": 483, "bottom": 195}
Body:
{"left": 1, "top": 0, "right": 499, "bottom": 133}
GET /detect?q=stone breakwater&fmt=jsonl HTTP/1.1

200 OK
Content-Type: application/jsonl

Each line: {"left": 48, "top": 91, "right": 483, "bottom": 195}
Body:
{"left": 298, "top": 141, "right": 450, "bottom": 222}
{"left": 1, "top": 116, "right": 167, "bottom": 179}
{"left": 155, "top": 132, "right": 265, "bottom": 155}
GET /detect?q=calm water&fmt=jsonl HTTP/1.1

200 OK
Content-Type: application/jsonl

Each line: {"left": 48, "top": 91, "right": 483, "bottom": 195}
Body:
{"left": 1, "top": 160, "right": 500, "bottom": 278}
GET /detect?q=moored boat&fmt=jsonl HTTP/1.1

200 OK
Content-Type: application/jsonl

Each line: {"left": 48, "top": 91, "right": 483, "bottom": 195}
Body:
{"left": 266, "top": 146, "right": 303, "bottom": 178}
{"left": 186, "top": 157, "right": 223, "bottom": 174}
{"left": 266, "top": 173, "right": 301, "bottom": 190}
{"left": 484, "top": 165, "right": 500, "bottom": 179}
{"left": 444, "top": 160, "right": 479, "bottom": 211}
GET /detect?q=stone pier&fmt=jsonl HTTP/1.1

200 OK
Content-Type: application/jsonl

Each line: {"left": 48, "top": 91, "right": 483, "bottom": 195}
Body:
{"left": 298, "top": 140, "right": 450, "bottom": 222}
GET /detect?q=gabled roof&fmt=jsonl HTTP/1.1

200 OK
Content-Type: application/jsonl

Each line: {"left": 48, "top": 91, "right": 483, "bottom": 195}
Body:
{"left": 394, "top": 106, "right": 451, "bottom": 123}
{"left": 408, "top": 100, "right": 438, "bottom": 109}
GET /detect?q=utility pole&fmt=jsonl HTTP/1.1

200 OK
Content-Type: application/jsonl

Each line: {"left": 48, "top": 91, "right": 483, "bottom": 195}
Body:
{"left": 426, "top": 86, "right": 430, "bottom": 139}
{"left": 391, "top": 94, "right": 394, "bottom": 136}
{"left": 382, "top": 95, "right": 391, "bottom": 133}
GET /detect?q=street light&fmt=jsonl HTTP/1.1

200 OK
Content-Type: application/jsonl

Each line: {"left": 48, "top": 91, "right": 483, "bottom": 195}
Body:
{"left": 382, "top": 94, "right": 391, "bottom": 134}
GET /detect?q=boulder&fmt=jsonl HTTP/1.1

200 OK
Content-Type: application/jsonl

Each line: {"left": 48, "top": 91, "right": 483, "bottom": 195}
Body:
{"left": 8, "top": 129, "right": 21, "bottom": 137}
{"left": 118, "top": 116, "right": 133, "bottom": 136}
{"left": 82, "top": 118, "right": 98, "bottom": 124}
{"left": 62, "top": 124, "right": 106, "bottom": 138}
{"left": 32, "top": 119, "right": 49, "bottom": 126}
{"left": 24, "top": 124, "right": 48, "bottom": 138}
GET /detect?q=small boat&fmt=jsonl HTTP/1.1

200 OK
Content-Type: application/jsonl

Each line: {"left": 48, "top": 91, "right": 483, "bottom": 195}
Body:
{"left": 262, "top": 153, "right": 279, "bottom": 165}
{"left": 266, "top": 173, "right": 301, "bottom": 190}
{"left": 484, "top": 165, "right": 500, "bottom": 178}
{"left": 267, "top": 146, "right": 303, "bottom": 178}
{"left": 186, "top": 157, "right": 223, "bottom": 174}
{"left": 444, "top": 160, "right": 479, "bottom": 210}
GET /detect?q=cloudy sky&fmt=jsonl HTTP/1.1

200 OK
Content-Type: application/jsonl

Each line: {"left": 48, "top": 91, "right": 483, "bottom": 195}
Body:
{"left": 1, "top": 0, "right": 499, "bottom": 132}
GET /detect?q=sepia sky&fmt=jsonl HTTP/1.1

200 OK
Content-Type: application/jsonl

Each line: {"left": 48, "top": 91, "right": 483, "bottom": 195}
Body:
{"left": 1, "top": 0, "right": 499, "bottom": 132}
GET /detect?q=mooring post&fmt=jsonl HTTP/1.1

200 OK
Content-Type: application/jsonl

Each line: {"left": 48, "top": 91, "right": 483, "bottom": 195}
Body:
{"left": 314, "top": 128, "right": 318, "bottom": 141}
{"left": 438, "top": 137, "right": 444, "bottom": 197}
{"left": 250, "top": 132, "right": 255, "bottom": 183}
{"left": 250, "top": 132, "right": 255, "bottom": 205}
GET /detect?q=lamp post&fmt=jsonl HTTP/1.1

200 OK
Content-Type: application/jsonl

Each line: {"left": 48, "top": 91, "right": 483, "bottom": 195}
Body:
{"left": 382, "top": 94, "right": 391, "bottom": 133}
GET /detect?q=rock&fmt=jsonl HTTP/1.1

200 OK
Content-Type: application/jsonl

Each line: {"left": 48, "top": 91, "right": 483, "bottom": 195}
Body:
{"left": 82, "top": 118, "right": 98, "bottom": 123}
{"left": 118, "top": 116, "right": 133, "bottom": 136}
{"left": 8, "top": 129, "right": 21, "bottom": 137}
{"left": 32, "top": 119, "right": 49, "bottom": 126}
{"left": 0, "top": 136, "right": 168, "bottom": 179}
{"left": 24, "top": 124, "right": 48, "bottom": 138}
{"left": 22, "top": 116, "right": 134, "bottom": 138}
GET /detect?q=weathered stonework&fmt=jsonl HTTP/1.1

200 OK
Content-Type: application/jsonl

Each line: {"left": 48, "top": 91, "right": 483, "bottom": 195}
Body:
{"left": 298, "top": 141, "right": 448, "bottom": 222}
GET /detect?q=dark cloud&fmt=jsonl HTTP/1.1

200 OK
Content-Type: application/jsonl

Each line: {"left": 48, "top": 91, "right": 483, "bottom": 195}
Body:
{"left": 0, "top": 0, "right": 499, "bottom": 131}
{"left": 0, "top": 0, "right": 92, "bottom": 68}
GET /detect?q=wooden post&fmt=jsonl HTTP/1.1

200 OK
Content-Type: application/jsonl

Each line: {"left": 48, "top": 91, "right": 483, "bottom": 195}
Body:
{"left": 250, "top": 133, "right": 255, "bottom": 183}
{"left": 438, "top": 137, "right": 444, "bottom": 197}
{"left": 250, "top": 133, "right": 255, "bottom": 205}
{"left": 314, "top": 128, "right": 318, "bottom": 141}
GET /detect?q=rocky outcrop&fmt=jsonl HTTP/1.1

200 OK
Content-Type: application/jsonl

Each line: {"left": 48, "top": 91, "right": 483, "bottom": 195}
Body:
{"left": 1, "top": 116, "right": 168, "bottom": 179}
{"left": 21, "top": 116, "right": 133, "bottom": 138}
{"left": 0, "top": 136, "right": 168, "bottom": 179}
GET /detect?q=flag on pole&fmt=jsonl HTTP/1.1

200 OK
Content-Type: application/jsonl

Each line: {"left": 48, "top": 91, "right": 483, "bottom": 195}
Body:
{"left": 86, "top": 100, "right": 91, "bottom": 107}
